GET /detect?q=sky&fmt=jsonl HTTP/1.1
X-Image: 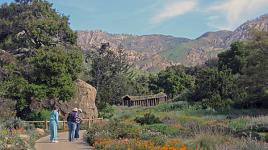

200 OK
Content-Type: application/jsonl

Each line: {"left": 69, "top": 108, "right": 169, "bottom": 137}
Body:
{"left": 0, "top": 0, "right": 268, "bottom": 39}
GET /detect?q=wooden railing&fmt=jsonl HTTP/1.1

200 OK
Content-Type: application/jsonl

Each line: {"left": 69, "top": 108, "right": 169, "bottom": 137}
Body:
{"left": 23, "top": 118, "right": 104, "bottom": 131}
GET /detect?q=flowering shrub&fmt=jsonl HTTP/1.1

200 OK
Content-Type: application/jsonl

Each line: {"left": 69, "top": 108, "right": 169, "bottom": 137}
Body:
{"left": 94, "top": 139, "right": 188, "bottom": 150}
{"left": 0, "top": 118, "right": 38, "bottom": 150}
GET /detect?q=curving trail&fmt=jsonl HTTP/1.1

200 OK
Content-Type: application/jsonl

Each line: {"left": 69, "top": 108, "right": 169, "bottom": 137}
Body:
{"left": 35, "top": 130, "right": 93, "bottom": 150}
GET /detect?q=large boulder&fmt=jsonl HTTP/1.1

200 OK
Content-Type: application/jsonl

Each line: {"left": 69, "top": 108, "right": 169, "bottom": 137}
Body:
{"left": 57, "top": 79, "right": 98, "bottom": 119}
{"left": 30, "top": 79, "right": 98, "bottom": 120}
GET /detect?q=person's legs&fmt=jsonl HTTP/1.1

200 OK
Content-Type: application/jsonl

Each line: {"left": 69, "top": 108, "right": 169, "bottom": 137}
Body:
{"left": 50, "top": 123, "right": 54, "bottom": 142}
{"left": 74, "top": 123, "right": 80, "bottom": 139}
{"left": 70, "top": 122, "right": 77, "bottom": 141}
{"left": 50, "top": 122, "right": 57, "bottom": 142}
{"left": 68, "top": 121, "right": 72, "bottom": 142}
{"left": 53, "top": 122, "right": 58, "bottom": 142}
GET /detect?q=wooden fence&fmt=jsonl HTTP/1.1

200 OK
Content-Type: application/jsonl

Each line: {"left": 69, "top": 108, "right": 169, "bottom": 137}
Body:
{"left": 23, "top": 118, "right": 104, "bottom": 131}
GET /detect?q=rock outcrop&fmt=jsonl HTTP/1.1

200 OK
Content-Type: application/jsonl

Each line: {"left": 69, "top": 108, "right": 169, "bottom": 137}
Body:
{"left": 31, "top": 79, "right": 98, "bottom": 120}
{"left": 57, "top": 79, "right": 98, "bottom": 119}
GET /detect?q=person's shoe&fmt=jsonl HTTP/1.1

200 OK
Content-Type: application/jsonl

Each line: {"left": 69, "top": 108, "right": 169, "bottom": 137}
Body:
{"left": 51, "top": 140, "right": 59, "bottom": 143}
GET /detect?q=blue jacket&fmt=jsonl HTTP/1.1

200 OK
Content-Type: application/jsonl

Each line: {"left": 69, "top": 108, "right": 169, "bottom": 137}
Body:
{"left": 50, "top": 110, "right": 59, "bottom": 125}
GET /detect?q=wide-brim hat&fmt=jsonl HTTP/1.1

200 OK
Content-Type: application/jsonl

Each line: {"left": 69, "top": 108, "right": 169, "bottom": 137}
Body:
{"left": 72, "top": 108, "right": 78, "bottom": 112}
{"left": 78, "top": 109, "right": 82, "bottom": 113}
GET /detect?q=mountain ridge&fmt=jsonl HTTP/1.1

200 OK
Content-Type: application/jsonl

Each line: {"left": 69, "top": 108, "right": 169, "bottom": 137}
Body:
{"left": 77, "top": 14, "right": 268, "bottom": 72}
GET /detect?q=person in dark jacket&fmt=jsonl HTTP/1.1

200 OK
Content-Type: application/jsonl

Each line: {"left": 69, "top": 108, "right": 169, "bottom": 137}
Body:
{"left": 67, "top": 108, "right": 77, "bottom": 142}
{"left": 74, "top": 108, "right": 82, "bottom": 140}
{"left": 50, "top": 106, "right": 59, "bottom": 143}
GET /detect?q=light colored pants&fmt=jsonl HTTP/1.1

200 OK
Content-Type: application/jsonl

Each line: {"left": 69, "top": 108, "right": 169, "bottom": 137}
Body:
{"left": 50, "top": 121, "right": 57, "bottom": 142}
{"left": 68, "top": 121, "right": 77, "bottom": 141}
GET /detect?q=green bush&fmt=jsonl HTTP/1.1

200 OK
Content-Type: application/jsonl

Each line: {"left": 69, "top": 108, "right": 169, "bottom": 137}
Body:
{"left": 98, "top": 103, "right": 115, "bottom": 119}
{"left": 201, "top": 94, "right": 233, "bottom": 110}
{"left": 135, "top": 113, "right": 162, "bottom": 125}
{"left": 26, "top": 109, "right": 50, "bottom": 121}
{"left": 25, "top": 109, "right": 51, "bottom": 128}
{"left": 85, "top": 119, "right": 140, "bottom": 146}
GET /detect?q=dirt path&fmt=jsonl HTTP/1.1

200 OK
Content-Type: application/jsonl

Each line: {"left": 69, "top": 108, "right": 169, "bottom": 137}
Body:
{"left": 35, "top": 130, "right": 93, "bottom": 150}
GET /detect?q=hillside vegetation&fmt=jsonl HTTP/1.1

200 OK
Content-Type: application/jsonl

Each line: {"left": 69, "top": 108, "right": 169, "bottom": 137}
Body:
{"left": 77, "top": 14, "right": 268, "bottom": 71}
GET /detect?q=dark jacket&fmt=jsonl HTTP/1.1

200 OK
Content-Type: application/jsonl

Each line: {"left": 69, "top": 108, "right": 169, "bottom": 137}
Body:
{"left": 67, "top": 111, "right": 77, "bottom": 123}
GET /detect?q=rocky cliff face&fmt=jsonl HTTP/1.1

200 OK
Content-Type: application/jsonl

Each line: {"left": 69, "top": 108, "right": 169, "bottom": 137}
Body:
{"left": 77, "top": 14, "right": 268, "bottom": 71}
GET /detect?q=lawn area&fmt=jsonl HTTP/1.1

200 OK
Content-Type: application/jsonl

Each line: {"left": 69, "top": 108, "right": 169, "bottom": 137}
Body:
{"left": 85, "top": 102, "right": 268, "bottom": 150}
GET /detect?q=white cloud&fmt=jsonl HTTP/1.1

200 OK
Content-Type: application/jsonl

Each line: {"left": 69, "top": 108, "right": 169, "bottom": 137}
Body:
{"left": 151, "top": 0, "right": 197, "bottom": 24}
{"left": 208, "top": 0, "right": 268, "bottom": 30}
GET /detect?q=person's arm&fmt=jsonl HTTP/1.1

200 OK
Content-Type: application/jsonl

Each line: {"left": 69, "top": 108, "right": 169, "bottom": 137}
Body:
{"left": 79, "top": 114, "right": 83, "bottom": 124}
{"left": 55, "top": 111, "right": 59, "bottom": 125}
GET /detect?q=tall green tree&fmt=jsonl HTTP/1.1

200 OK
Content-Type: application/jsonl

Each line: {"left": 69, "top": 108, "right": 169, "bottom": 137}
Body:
{"left": 87, "top": 43, "right": 132, "bottom": 106}
{"left": 239, "top": 31, "right": 268, "bottom": 106}
{"left": 0, "top": 0, "right": 83, "bottom": 118}
{"left": 218, "top": 42, "right": 249, "bottom": 74}
{"left": 0, "top": 0, "right": 76, "bottom": 51}
{"left": 149, "top": 65, "right": 195, "bottom": 98}
{"left": 192, "top": 68, "right": 243, "bottom": 109}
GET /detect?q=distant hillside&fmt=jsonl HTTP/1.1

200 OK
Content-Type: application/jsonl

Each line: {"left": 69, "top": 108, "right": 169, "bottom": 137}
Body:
{"left": 181, "top": 14, "right": 268, "bottom": 66}
{"left": 77, "top": 14, "right": 268, "bottom": 71}
{"left": 77, "top": 31, "right": 190, "bottom": 71}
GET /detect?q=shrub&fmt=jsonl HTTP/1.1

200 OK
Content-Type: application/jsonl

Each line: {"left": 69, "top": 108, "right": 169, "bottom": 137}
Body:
{"left": 153, "top": 101, "right": 189, "bottom": 112}
{"left": 94, "top": 139, "right": 186, "bottom": 150}
{"left": 0, "top": 98, "right": 16, "bottom": 120}
{"left": 201, "top": 94, "right": 233, "bottom": 110}
{"left": 0, "top": 118, "right": 38, "bottom": 150}
{"left": 186, "top": 133, "right": 233, "bottom": 150}
{"left": 4, "top": 117, "right": 25, "bottom": 130}
{"left": 24, "top": 109, "right": 50, "bottom": 128}
{"left": 85, "top": 119, "right": 140, "bottom": 146}
{"left": 228, "top": 118, "right": 248, "bottom": 132}
{"left": 135, "top": 113, "right": 162, "bottom": 125}
{"left": 26, "top": 109, "right": 50, "bottom": 121}
{"left": 98, "top": 103, "right": 115, "bottom": 119}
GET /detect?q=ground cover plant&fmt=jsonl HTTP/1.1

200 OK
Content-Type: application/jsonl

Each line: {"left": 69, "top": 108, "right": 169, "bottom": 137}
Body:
{"left": 0, "top": 117, "right": 38, "bottom": 150}
{"left": 86, "top": 102, "right": 268, "bottom": 150}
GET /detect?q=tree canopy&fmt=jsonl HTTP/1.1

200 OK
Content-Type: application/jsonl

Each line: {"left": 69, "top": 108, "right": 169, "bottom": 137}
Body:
{"left": 0, "top": 0, "right": 76, "bottom": 51}
{"left": 0, "top": 0, "right": 83, "bottom": 118}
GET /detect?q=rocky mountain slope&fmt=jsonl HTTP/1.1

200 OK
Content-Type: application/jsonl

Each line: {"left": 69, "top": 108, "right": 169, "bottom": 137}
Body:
{"left": 77, "top": 31, "right": 190, "bottom": 71}
{"left": 182, "top": 14, "right": 268, "bottom": 66}
{"left": 77, "top": 14, "right": 268, "bottom": 71}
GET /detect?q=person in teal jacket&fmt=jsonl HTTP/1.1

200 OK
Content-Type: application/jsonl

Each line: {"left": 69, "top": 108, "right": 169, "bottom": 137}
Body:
{"left": 50, "top": 106, "right": 59, "bottom": 143}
